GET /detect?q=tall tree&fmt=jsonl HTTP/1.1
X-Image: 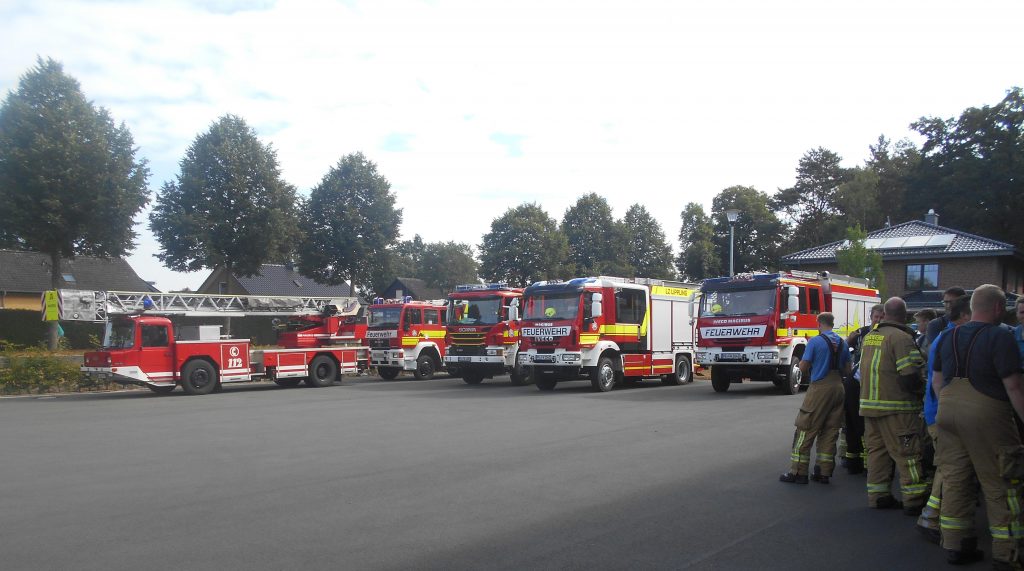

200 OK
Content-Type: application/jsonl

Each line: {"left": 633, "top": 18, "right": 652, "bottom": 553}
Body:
{"left": 773, "top": 147, "right": 849, "bottom": 251}
{"left": 623, "top": 203, "right": 675, "bottom": 279}
{"left": 0, "top": 57, "right": 149, "bottom": 349}
{"left": 150, "top": 114, "right": 299, "bottom": 280}
{"left": 866, "top": 135, "right": 920, "bottom": 225}
{"left": 419, "top": 241, "right": 479, "bottom": 293}
{"left": 561, "top": 193, "right": 632, "bottom": 276}
{"left": 908, "top": 87, "right": 1024, "bottom": 248}
{"left": 836, "top": 224, "right": 885, "bottom": 295}
{"left": 676, "top": 202, "right": 720, "bottom": 281}
{"left": 479, "top": 203, "right": 568, "bottom": 287}
{"left": 712, "top": 186, "right": 787, "bottom": 273}
{"left": 296, "top": 152, "right": 402, "bottom": 295}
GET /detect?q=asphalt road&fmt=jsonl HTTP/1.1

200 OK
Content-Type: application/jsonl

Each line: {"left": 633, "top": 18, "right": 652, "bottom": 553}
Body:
{"left": 1, "top": 373, "right": 975, "bottom": 570}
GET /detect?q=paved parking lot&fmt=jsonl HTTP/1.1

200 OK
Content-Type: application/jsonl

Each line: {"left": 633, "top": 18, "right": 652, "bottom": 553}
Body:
{"left": 1, "top": 373, "right": 967, "bottom": 570}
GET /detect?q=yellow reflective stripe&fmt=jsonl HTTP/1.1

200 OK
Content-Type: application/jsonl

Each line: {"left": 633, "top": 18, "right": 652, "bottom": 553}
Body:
{"left": 870, "top": 349, "right": 881, "bottom": 401}
{"left": 599, "top": 324, "right": 640, "bottom": 336}
{"left": 991, "top": 526, "right": 1012, "bottom": 539}
{"left": 791, "top": 431, "right": 807, "bottom": 462}
{"left": 927, "top": 496, "right": 941, "bottom": 509}
{"left": 902, "top": 483, "right": 930, "bottom": 495}
{"left": 859, "top": 399, "right": 922, "bottom": 412}
{"left": 907, "top": 458, "right": 920, "bottom": 484}
{"left": 817, "top": 453, "right": 834, "bottom": 461}
{"left": 941, "top": 516, "right": 973, "bottom": 530}
{"left": 579, "top": 334, "right": 599, "bottom": 344}
{"left": 867, "top": 483, "right": 890, "bottom": 493}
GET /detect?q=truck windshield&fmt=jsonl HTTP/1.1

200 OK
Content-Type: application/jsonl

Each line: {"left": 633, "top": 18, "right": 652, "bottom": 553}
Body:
{"left": 700, "top": 288, "right": 776, "bottom": 317}
{"left": 368, "top": 307, "right": 402, "bottom": 328}
{"left": 523, "top": 292, "right": 580, "bottom": 321}
{"left": 103, "top": 321, "right": 135, "bottom": 349}
{"left": 448, "top": 296, "right": 502, "bottom": 325}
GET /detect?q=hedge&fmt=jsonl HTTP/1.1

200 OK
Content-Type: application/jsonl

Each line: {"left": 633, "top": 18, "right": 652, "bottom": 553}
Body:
{"left": 0, "top": 350, "right": 122, "bottom": 395}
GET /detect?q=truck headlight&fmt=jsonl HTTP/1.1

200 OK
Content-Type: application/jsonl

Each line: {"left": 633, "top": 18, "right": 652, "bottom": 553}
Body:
{"left": 561, "top": 354, "right": 580, "bottom": 362}
{"left": 486, "top": 348, "right": 503, "bottom": 356}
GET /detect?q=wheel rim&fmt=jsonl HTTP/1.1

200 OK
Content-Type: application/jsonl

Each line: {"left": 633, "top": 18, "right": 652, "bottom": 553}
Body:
{"left": 419, "top": 360, "right": 433, "bottom": 376}
{"left": 191, "top": 368, "right": 211, "bottom": 389}
{"left": 790, "top": 364, "right": 801, "bottom": 390}
{"left": 315, "top": 363, "right": 330, "bottom": 380}
{"left": 599, "top": 365, "right": 614, "bottom": 389}
{"left": 676, "top": 361, "right": 688, "bottom": 383}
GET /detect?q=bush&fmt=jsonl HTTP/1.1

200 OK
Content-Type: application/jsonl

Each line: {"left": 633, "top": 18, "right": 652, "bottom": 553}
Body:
{"left": 0, "top": 349, "right": 119, "bottom": 395}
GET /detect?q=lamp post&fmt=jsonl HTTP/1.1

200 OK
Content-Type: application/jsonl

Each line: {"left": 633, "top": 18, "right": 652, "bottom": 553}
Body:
{"left": 725, "top": 208, "right": 740, "bottom": 277}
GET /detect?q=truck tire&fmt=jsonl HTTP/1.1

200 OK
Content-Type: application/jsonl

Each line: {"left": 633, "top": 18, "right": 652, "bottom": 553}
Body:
{"left": 306, "top": 355, "right": 338, "bottom": 387}
{"left": 462, "top": 371, "right": 485, "bottom": 385}
{"left": 661, "top": 355, "right": 692, "bottom": 386}
{"left": 378, "top": 367, "right": 401, "bottom": 380}
{"left": 590, "top": 357, "right": 616, "bottom": 392}
{"left": 776, "top": 360, "right": 802, "bottom": 395}
{"left": 510, "top": 363, "right": 532, "bottom": 386}
{"left": 273, "top": 378, "right": 302, "bottom": 388}
{"left": 181, "top": 360, "right": 218, "bottom": 395}
{"left": 710, "top": 366, "right": 730, "bottom": 393}
{"left": 535, "top": 374, "right": 557, "bottom": 391}
{"left": 413, "top": 354, "right": 436, "bottom": 380}
{"left": 148, "top": 385, "right": 175, "bottom": 395}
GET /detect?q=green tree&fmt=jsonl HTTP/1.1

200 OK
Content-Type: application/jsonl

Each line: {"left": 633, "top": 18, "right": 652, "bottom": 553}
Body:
{"left": 623, "top": 203, "right": 675, "bottom": 279}
{"left": 908, "top": 87, "right": 1024, "bottom": 248}
{"left": 0, "top": 57, "right": 149, "bottom": 349}
{"left": 479, "top": 203, "right": 569, "bottom": 287}
{"left": 835, "top": 166, "right": 881, "bottom": 232}
{"left": 712, "top": 186, "right": 787, "bottom": 273}
{"left": 774, "top": 147, "right": 850, "bottom": 251}
{"left": 296, "top": 152, "right": 402, "bottom": 295}
{"left": 836, "top": 224, "right": 885, "bottom": 295}
{"left": 676, "top": 202, "right": 720, "bottom": 281}
{"left": 419, "top": 241, "right": 479, "bottom": 292}
{"left": 867, "top": 135, "right": 920, "bottom": 226}
{"left": 561, "top": 193, "right": 632, "bottom": 276}
{"left": 150, "top": 114, "right": 299, "bottom": 280}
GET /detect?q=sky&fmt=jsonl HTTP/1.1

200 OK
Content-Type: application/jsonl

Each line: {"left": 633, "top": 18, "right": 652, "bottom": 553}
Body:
{"left": 2, "top": 0, "right": 1022, "bottom": 292}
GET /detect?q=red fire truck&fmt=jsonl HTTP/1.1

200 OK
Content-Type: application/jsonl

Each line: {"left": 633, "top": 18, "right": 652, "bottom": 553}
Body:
{"left": 65, "top": 289, "right": 369, "bottom": 395}
{"left": 443, "top": 283, "right": 529, "bottom": 385}
{"left": 695, "top": 271, "right": 880, "bottom": 394}
{"left": 365, "top": 297, "right": 448, "bottom": 380}
{"left": 517, "top": 276, "right": 698, "bottom": 392}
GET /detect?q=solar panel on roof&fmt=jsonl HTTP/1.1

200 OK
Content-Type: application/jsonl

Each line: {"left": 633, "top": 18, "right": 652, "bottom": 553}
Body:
{"left": 901, "top": 235, "right": 933, "bottom": 248}
{"left": 863, "top": 238, "right": 885, "bottom": 249}
{"left": 877, "top": 237, "right": 908, "bottom": 249}
{"left": 925, "top": 234, "right": 955, "bottom": 247}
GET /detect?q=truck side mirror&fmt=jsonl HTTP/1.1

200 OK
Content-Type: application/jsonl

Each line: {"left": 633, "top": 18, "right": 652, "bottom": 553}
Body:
{"left": 508, "top": 298, "right": 519, "bottom": 321}
{"left": 591, "top": 293, "right": 603, "bottom": 318}
{"left": 787, "top": 286, "right": 800, "bottom": 313}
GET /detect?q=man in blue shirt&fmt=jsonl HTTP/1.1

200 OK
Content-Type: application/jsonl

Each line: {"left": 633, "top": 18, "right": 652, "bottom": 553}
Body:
{"left": 780, "top": 312, "right": 852, "bottom": 485}
{"left": 916, "top": 295, "right": 971, "bottom": 543}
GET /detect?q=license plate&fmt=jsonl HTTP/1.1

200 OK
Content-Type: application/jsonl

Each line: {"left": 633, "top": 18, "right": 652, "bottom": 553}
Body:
{"left": 533, "top": 355, "right": 555, "bottom": 363}
{"left": 458, "top": 357, "right": 471, "bottom": 362}
{"left": 718, "top": 353, "right": 743, "bottom": 362}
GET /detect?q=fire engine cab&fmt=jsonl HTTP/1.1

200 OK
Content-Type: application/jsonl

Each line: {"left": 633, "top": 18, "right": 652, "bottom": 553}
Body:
{"left": 365, "top": 297, "right": 448, "bottom": 380}
{"left": 517, "top": 276, "right": 698, "bottom": 392}
{"left": 444, "top": 283, "right": 529, "bottom": 385}
{"left": 695, "top": 271, "right": 880, "bottom": 394}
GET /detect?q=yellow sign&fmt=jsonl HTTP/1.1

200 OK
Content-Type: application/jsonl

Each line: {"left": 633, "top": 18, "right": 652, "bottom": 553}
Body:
{"left": 651, "top": 286, "right": 694, "bottom": 298}
{"left": 42, "top": 290, "right": 59, "bottom": 321}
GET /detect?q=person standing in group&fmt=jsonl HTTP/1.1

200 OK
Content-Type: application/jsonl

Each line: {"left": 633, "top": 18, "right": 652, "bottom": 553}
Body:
{"left": 1015, "top": 297, "right": 1024, "bottom": 363}
{"left": 926, "top": 287, "right": 967, "bottom": 347}
{"left": 915, "top": 309, "right": 937, "bottom": 351}
{"left": 859, "top": 297, "right": 928, "bottom": 514}
{"left": 843, "top": 303, "right": 885, "bottom": 475}
{"left": 933, "top": 285, "right": 1024, "bottom": 567}
{"left": 780, "top": 312, "right": 851, "bottom": 485}
{"left": 916, "top": 296, "right": 971, "bottom": 544}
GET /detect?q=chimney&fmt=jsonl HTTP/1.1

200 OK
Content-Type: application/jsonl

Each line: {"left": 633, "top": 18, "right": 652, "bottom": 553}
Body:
{"left": 925, "top": 209, "right": 939, "bottom": 225}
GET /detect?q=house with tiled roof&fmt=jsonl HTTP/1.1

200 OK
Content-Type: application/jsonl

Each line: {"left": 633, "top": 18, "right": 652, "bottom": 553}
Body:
{"left": 782, "top": 211, "right": 1024, "bottom": 310}
{"left": 378, "top": 277, "right": 445, "bottom": 301}
{"left": 0, "top": 249, "right": 158, "bottom": 310}
{"left": 196, "top": 263, "right": 354, "bottom": 298}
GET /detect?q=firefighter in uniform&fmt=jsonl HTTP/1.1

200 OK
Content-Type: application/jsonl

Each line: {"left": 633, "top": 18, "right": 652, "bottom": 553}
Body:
{"left": 780, "top": 312, "right": 851, "bottom": 484}
{"left": 844, "top": 303, "right": 884, "bottom": 474}
{"left": 859, "top": 297, "right": 928, "bottom": 513}
{"left": 933, "top": 285, "right": 1024, "bottom": 567}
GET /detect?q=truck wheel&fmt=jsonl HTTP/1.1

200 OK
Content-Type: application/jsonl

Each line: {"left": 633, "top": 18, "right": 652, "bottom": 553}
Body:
{"left": 776, "top": 360, "right": 802, "bottom": 395}
{"left": 181, "top": 360, "right": 218, "bottom": 395}
{"left": 273, "top": 378, "right": 302, "bottom": 388}
{"left": 148, "top": 385, "right": 175, "bottom": 395}
{"left": 661, "top": 355, "right": 692, "bottom": 386}
{"left": 306, "top": 355, "right": 338, "bottom": 387}
{"left": 590, "top": 357, "right": 616, "bottom": 392}
{"left": 710, "top": 366, "right": 730, "bottom": 393}
{"left": 510, "top": 363, "right": 533, "bottom": 386}
{"left": 462, "top": 372, "right": 485, "bottom": 385}
{"left": 378, "top": 367, "right": 401, "bottom": 380}
{"left": 413, "top": 355, "right": 436, "bottom": 380}
{"left": 535, "top": 374, "right": 557, "bottom": 391}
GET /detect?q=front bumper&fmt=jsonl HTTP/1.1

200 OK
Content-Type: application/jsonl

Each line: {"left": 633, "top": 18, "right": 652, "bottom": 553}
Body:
{"left": 81, "top": 366, "right": 173, "bottom": 387}
{"left": 518, "top": 350, "right": 584, "bottom": 367}
{"left": 695, "top": 346, "right": 787, "bottom": 367}
{"left": 370, "top": 349, "right": 413, "bottom": 370}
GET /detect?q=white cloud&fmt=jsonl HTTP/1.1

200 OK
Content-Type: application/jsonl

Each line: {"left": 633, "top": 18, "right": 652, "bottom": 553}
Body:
{"left": 2, "top": 0, "right": 1022, "bottom": 291}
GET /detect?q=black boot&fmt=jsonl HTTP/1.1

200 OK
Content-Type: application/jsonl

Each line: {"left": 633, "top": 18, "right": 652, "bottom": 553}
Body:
{"left": 845, "top": 457, "right": 863, "bottom": 475}
{"left": 873, "top": 495, "right": 902, "bottom": 510}
{"left": 779, "top": 472, "right": 809, "bottom": 484}
{"left": 946, "top": 537, "right": 983, "bottom": 565}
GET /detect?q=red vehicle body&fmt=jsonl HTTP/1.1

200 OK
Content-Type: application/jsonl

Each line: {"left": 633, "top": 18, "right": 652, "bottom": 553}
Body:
{"left": 443, "top": 283, "right": 529, "bottom": 385}
{"left": 695, "top": 271, "right": 880, "bottom": 394}
{"left": 517, "top": 276, "right": 698, "bottom": 392}
{"left": 82, "top": 315, "right": 368, "bottom": 395}
{"left": 365, "top": 298, "right": 448, "bottom": 380}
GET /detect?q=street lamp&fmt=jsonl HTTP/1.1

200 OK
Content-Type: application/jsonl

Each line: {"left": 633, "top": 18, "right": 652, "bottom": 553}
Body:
{"left": 725, "top": 208, "right": 740, "bottom": 277}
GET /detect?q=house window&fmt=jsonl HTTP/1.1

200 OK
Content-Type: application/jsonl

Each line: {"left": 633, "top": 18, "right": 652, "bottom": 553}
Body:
{"left": 905, "top": 264, "right": 939, "bottom": 290}
{"left": 62, "top": 273, "right": 76, "bottom": 283}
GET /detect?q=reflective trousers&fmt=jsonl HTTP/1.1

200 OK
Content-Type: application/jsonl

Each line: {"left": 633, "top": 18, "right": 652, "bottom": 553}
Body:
{"left": 864, "top": 412, "right": 929, "bottom": 508}
{"left": 937, "top": 377, "right": 1024, "bottom": 563}
{"left": 917, "top": 424, "right": 945, "bottom": 533}
{"left": 842, "top": 374, "right": 866, "bottom": 464}
{"left": 789, "top": 373, "right": 845, "bottom": 477}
